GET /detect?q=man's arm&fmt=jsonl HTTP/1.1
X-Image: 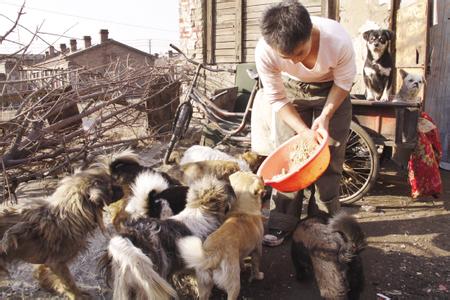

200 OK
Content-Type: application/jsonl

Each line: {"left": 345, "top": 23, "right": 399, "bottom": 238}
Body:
{"left": 276, "top": 102, "right": 309, "bottom": 134}
{"left": 311, "top": 83, "right": 349, "bottom": 132}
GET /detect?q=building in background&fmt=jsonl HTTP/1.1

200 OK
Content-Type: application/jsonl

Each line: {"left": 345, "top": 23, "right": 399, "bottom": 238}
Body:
{"left": 24, "top": 29, "right": 155, "bottom": 89}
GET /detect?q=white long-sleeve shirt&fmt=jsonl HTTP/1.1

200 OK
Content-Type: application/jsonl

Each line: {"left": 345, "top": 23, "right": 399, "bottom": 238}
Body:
{"left": 255, "top": 16, "right": 356, "bottom": 112}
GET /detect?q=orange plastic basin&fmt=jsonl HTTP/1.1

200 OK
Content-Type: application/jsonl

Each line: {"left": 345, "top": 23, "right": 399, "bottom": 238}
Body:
{"left": 257, "top": 129, "right": 331, "bottom": 192}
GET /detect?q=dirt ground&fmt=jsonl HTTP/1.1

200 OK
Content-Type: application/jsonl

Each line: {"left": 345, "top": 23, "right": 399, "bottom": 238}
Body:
{"left": 0, "top": 142, "right": 449, "bottom": 300}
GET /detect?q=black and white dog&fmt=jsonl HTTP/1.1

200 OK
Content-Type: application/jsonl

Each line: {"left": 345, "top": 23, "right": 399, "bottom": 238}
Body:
{"left": 100, "top": 176, "right": 236, "bottom": 300}
{"left": 363, "top": 29, "right": 394, "bottom": 102}
{"left": 124, "top": 170, "right": 189, "bottom": 220}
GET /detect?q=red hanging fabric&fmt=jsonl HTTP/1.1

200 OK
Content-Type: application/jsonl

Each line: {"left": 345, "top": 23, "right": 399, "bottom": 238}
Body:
{"left": 408, "top": 112, "right": 442, "bottom": 198}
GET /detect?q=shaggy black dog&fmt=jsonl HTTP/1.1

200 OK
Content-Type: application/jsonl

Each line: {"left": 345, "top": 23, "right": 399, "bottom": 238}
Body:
{"left": 291, "top": 212, "right": 366, "bottom": 300}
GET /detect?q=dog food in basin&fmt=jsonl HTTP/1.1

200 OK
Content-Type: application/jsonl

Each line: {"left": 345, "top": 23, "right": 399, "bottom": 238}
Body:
{"left": 257, "top": 129, "right": 330, "bottom": 192}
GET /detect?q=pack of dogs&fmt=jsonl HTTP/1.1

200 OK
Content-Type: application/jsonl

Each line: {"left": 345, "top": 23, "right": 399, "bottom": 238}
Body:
{"left": 363, "top": 29, "right": 425, "bottom": 102}
{"left": 0, "top": 145, "right": 367, "bottom": 299}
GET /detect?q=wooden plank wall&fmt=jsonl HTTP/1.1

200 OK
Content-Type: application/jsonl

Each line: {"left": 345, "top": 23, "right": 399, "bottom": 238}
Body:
{"left": 425, "top": 0, "right": 450, "bottom": 164}
{"left": 212, "top": 0, "right": 324, "bottom": 64}
{"left": 394, "top": 1, "right": 428, "bottom": 95}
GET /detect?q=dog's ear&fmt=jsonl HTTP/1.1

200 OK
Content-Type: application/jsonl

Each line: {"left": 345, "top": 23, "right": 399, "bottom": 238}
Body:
{"left": 383, "top": 30, "right": 394, "bottom": 41}
{"left": 399, "top": 69, "right": 408, "bottom": 79}
{"left": 362, "top": 30, "right": 373, "bottom": 41}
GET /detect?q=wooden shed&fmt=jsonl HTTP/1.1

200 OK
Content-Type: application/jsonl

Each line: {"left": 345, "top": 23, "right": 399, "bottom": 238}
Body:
{"left": 179, "top": 0, "right": 449, "bottom": 167}
{"left": 425, "top": 0, "right": 450, "bottom": 168}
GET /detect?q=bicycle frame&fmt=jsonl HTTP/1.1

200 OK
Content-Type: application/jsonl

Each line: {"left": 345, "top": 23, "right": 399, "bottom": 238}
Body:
{"left": 164, "top": 44, "right": 259, "bottom": 164}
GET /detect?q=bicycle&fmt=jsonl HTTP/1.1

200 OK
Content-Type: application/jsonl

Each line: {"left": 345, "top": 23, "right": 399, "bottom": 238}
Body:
{"left": 163, "top": 44, "right": 260, "bottom": 164}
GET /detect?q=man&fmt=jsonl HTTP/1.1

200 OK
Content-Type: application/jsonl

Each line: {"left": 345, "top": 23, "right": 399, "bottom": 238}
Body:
{"left": 251, "top": 0, "right": 356, "bottom": 246}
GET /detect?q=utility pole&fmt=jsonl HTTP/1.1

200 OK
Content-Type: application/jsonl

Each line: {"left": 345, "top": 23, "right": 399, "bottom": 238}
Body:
{"left": 148, "top": 39, "right": 152, "bottom": 54}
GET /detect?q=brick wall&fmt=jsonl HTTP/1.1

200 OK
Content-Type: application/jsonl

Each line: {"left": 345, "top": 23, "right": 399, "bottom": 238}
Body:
{"left": 179, "top": 0, "right": 204, "bottom": 60}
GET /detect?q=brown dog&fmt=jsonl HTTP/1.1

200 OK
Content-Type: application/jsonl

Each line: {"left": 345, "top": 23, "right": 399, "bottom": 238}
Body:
{"left": 0, "top": 166, "right": 123, "bottom": 299}
{"left": 291, "top": 212, "right": 366, "bottom": 300}
{"left": 178, "top": 171, "right": 265, "bottom": 300}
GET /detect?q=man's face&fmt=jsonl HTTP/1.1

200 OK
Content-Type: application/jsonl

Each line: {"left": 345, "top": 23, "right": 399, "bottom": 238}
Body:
{"left": 277, "top": 38, "right": 312, "bottom": 64}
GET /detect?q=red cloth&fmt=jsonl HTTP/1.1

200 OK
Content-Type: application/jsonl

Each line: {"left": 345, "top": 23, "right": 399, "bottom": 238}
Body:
{"left": 408, "top": 112, "right": 442, "bottom": 198}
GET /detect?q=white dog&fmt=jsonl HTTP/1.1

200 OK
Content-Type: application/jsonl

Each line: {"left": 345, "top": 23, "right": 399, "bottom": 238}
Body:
{"left": 180, "top": 145, "right": 251, "bottom": 171}
{"left": 394, "top": 69, "right": 425, "bottom": 102}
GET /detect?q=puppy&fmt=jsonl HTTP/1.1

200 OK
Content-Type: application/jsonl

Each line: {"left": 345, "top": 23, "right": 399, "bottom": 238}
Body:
{"left": 394, "top": 69, "right": 425, "bottom": 102}
{"left": 180, "top": 145, "right": 251, "bottom": 171}
{"left": 99, "top": 176, "right": 236, "bottom": 300}
{"left": 104, "top": 149, "right": 181, "bottom": 230}
{"left": 0, "top": 166, "right": 123, "bottom": 300}
{"left": 124, "top": 170, "right": 188, "bottom": 220}
{"left": 240, "top": 151, "right": 266, "bottom": 173}
{"left": 178, "top": 171, "right": 265, "bottom": 300}
{"left": 165, "top": 160, "right": 241, "bottom": 185}
{"left": 291, "top": 212, "right": 366, "bottom": 300}
{"left": 363, "top": 29, "right": 394, "bottom": 101}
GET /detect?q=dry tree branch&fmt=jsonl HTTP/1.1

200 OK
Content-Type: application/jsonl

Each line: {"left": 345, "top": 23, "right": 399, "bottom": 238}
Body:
{"left": 0, "top": 1, "right": 25, "bottom": 44}
{"left": 1, "top": 57, "right": 182, "bottom": 202}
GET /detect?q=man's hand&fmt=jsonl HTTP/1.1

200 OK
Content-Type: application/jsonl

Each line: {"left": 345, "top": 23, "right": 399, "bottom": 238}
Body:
{"left": 311, "top": 113, "right": 330, "bottom": 133}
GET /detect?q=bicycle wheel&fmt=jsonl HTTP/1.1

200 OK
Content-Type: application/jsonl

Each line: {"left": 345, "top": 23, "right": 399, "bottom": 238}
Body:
{"left": 339, "top": 121, "right": 379, "bottom": 204}
{"left": 163, "top": 101, "right": 193, "bottom": 164}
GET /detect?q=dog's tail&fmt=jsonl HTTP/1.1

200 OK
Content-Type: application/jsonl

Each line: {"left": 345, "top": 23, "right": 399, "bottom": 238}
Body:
{"left": 177, "top": 236, "right": 221, "bottom": 270}
{"left": 106, "top": 236, "right": 177, "bottom": 300}
{"left": 329, "top": 212, "right": 366, "bottom": 262}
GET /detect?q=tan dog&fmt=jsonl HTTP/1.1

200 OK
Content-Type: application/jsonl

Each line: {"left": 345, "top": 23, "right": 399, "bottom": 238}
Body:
{"left": 165, "top": 160, "right": 240, "bottom": 185}
{"left": 240, "top": 151, "right": 266, "bottom": 173}
{"left": 178, "top": 171, "right": 265, "bottom": 300}
{"left": 0, "top": 166, "right": 123, "bottom": 300}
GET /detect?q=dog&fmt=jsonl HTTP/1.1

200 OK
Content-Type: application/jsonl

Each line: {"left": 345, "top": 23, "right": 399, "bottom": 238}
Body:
{"left": 178, "top": 171, "right": 265, "bottom": 300}
{"left": 165, "top": 160, "right": 241, "bottom": 185}
{"left": 124, "top": 170, "right": 188, "bottom": 220}
{"left": 103, "top": 149, "right": 181, "bottom": 230}
{"left": 0, "top": 166, "right": 123, "bottom": 300}
{"left": 363, "top": 29, "right": 394, "bottom": 102}
{"left": 291, "top": 212, "right": 366, "bottom": 300}
{"left": 180, "top": 145, "right": 252, "bottom": 171}
{"left": 99, "top": 176, "right": 236, "bottom": 300}
{"left": 393, "top": 69, "right": 425, "bottom": 102}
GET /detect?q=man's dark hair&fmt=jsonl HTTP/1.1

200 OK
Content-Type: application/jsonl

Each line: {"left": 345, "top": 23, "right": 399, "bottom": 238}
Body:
{"left": 260, "top": 0, "right": 313, "bottom": 55}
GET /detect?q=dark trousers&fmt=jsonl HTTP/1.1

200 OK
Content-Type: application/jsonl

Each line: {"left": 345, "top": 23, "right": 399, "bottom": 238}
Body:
{"left": 267, "top": 80, "right": 352, "bottom": 232}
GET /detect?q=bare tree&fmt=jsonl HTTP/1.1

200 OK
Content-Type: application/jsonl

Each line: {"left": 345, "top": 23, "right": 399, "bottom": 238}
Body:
{"left": 0, "top": 2, "right": 25, "bottom": 44}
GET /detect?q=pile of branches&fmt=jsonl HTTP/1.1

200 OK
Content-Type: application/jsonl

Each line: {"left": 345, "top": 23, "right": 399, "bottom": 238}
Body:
{"left": 0, "top": 62, "right": 181, "bottom": 202}
{"left": 0, "top": 3, "right": 187, "bottom": 202}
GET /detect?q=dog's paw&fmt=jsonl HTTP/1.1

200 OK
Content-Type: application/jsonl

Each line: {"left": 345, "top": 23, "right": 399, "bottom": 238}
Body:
{"left": 254, "top": 271, "right": 264, "bottom": 280}
{"left": 249, "top": 271, "right": 264, "bottom": 282}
